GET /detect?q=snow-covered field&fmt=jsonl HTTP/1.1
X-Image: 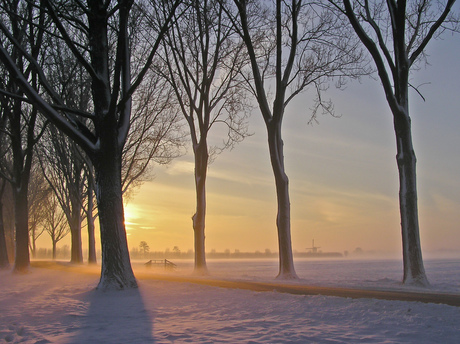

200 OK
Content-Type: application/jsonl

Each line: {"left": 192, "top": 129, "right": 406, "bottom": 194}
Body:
{"left": 1, "top": 258, "right": 459, "bottom": 344}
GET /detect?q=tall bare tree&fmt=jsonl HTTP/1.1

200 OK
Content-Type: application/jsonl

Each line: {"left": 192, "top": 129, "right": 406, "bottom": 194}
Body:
{"left": 231, "top": 0, "right": 366, "bottom": 278}
{"left": 160, "top": 0, "right": 251, "bottom": 273}
{"left": 0, "top": 0, "right": 48, "bottom": 272}
{"left": 0, "top": 0, "right": 181, "bottom": 288}
{"left": 329, "top": 0, "right": 459, "bottom": 286}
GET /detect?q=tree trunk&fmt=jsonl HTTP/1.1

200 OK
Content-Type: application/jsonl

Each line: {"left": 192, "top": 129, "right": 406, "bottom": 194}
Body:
{"left": 69, "top": 192, "right": 83, "bottom": 264}
{"left": 87, "top": 181, "right": 97, "bottom": 264}
{"left": 393, "top": 110, "right": 429, "bottom": 286}
{"left": 52, "top": 240, "right": 57, "bottom": 260}
{"left": 192, "top": 140, "right": 208, "bottom": 274}
{"left": 0, "top": 198, "right": 10, "bottom": 269}
{"left": 30, "top": 229, "right": 37, "bottom": 258}
{"left": 13, "top": 185, "right": 29, "bottom": 272}
{"left": 94, "top": 142, "right": 137, "bottom": 289}
{"left": 267, "top": 120, "right": 297, "bottom": 279}
{"left": 69, "top": 159, "right": 84, "bottom": 263}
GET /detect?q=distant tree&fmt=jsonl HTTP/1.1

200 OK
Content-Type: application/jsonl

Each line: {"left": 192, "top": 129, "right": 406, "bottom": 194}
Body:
{"left": 36, "top": 33, "right": 92, "bottom": 265}
{"left": 43, "top": 193, "right": 70, "bottom": 259}
{"left": 230, "top": 0, "right": 366, "bottom": 278}
{"left": 38, "top": 126, "right": 86, "bottom": 264}
{"left": 172, "top": 246, "right": 181, "bottom": 257}
{"left": 83, "top": 162, "right": 97, "bottom": 264}
{"left": 28, "top": 165, "right": 51, "bottom": 258}
{"left": 139, "top": 241, "right": 150, "bottom": 257}
{"left": 160, "top": 0, "right": 251, "bottom": 274}
{"left": 330, "top": 0, "right": 459, "bottom": 286}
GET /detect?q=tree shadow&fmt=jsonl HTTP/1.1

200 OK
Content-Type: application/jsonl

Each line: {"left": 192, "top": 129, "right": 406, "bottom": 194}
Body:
{"left": 68, "top": 287, "right": 154, "bottom": 344}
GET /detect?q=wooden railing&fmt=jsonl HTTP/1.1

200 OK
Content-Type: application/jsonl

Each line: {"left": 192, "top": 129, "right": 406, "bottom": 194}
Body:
{"left": 144, "top": 259, "right": 177, "bottom": 271}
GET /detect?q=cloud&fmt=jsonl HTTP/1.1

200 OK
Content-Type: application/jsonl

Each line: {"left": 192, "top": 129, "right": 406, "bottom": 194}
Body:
{"left": 165, "top": 161, "right": 195, "bottom": 176}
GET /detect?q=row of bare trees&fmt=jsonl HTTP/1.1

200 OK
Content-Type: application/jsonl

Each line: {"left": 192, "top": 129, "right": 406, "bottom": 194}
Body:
{"left": 0, "top": 0, "right": 184, "bottom": 289}
{"left": 0, "top": 0, "right": 458, "bottom": 289}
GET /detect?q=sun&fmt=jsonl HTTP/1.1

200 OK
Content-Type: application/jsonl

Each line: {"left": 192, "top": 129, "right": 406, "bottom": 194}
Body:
{"left": 123, "top": 203, "right": 140, "bottom": 230}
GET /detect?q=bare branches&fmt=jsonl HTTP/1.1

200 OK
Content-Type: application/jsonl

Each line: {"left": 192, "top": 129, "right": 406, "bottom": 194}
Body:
{"left": 161, "top": 0, "right": 251, "bottom": 156}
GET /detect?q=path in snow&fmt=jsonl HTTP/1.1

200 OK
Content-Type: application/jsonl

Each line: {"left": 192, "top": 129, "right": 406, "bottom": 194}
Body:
{"left": 33, "top": 261, "right": 460, "bottom": 307}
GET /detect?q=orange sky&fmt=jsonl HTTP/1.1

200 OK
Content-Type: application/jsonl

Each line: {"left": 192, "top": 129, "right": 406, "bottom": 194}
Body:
{"left": 38, "top": 32, "right": 460, "bottom": 259}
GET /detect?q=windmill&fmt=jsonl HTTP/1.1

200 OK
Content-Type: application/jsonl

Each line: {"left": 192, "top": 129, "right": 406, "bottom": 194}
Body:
{"left": 306, "top": 239, "right": 321, "bottom": 253}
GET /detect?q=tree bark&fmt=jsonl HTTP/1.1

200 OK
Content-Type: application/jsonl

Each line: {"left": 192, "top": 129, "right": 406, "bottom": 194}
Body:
{"left": 52, "top": 239, "right": 57, "bottom": 260}
{"left": 87, "top": 180, "right": 97, "bottom": 264}
{"left": 94, "top": 133, "right": 137, "bottom": 289}
{"left": 0, "top": 196, "right": 10, "bottom": 268}
{"left": 29, "top": 228, "right": 37, "bottom": 259}
{"left": 69, "top": 182, "right": 83, "bottom": 264}
{"left": 393, "top": 109, "right": 428, "bottom": 286}
{"left": 267, "top": 120, "right": 297, "bottom": 279}
{"left": 13, "top": 185, "right": 30, "bottom": 272}
{"left": 192, "top": 140, "right": 208, "bottom": 274}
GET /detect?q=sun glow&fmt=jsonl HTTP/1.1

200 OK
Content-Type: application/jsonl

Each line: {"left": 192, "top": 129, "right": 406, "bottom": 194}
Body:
{"left": 124, "top": 204, "right": 140, "bottom": 230}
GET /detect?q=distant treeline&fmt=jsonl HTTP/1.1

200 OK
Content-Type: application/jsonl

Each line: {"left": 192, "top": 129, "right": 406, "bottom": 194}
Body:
{"left": 32, "top": 247, "right": 101, "bottom": 261}
{"left": 130, "top": 248, "right": 344, "bottom": 260}
{"left": 32, "top": 247, "right": 346, "bottom": 261}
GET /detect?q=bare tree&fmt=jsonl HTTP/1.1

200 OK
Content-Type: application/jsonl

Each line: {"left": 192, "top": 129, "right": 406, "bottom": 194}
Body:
{"left": 230, "top": 0, "right": 366, "bottom": 278}
{"left": 28, "top": 165, "right": 50, "bottom": 258}
{"left": 160, "top": 0, "right": 251, "bottom": 274}
{"left": 38, "top": 126, "right": 86, "bottom": 264}
{"left": 0, "top": 0, "right": 181, "bottom": 288}
{"left": 122, "top": 68, "right": 186, "bottom": 200}
{"left": 329, "top": 0, "right": 459, "bottom": 286}
{"left": 139, "top": 240, "right": 150, "bottom": 257}
{"left": 0, "top": 0, "right": 48, "bottom": 272}
{"left": 43, "top": 192, "right": 70, "bottom": 260}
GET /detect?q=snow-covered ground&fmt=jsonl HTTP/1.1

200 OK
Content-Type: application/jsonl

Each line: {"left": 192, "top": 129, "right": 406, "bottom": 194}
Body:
{"left": 1, "top": 258, "right": 459, "bottom": 343}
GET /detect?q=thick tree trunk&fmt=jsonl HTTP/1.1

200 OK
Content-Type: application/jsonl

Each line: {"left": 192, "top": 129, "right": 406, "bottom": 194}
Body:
{"left": 393, "top": 110, "right": 429, "bottom": 286}
{"left": 13, "top": 186, "right": 29, "bottom": 272}
{"left": 87, "top": 181, "right": 97, "bottom": 264}
{"left": 0, "top": 199, "right": 10, "bottom": 268}
{"left": 94, "top": 144, "right": 137, "bottom": 289}
{"left": 192, "top": 140, "right": 208, "bottom": 274}
{"left": 267, "top": 120, "right": 297, "bottom": 279}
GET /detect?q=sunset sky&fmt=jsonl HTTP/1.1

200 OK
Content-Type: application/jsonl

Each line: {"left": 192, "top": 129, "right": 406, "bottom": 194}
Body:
{"left": 39, "top": 27, "right": 460, "bottom": 259}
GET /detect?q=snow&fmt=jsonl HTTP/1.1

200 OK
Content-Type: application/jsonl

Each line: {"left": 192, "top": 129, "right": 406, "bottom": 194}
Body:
{"left": 1, "top": 258, "right": 459, "bottom": 343}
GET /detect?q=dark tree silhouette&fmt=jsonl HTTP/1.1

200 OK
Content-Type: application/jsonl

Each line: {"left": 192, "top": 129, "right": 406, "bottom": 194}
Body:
{"left": 0, "top": 1, "right": 48, "bottom": 272}
{"left": 0, "top": 0, "right": 181, "bottom": 288}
